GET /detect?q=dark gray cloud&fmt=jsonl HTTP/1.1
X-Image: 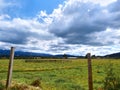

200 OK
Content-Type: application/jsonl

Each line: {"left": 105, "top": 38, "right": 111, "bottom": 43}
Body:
{"left": 49, "top": 0, "right": 120, "bottom": 46}
{"left": 0, "top": 28, "right": 40, "bottom": 44}
{"left": 0, "top": 25, "right": 54, "bottom": 45}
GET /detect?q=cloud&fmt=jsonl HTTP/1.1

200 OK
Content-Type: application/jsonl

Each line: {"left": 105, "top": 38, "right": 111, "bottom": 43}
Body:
{"left": 108, "top": 0, "right": 120, "bottom": 12}
{"left": 0, "top": 14, "right": 10, "bottom": 20}
{"left": 0, "top": 17, "right": 55, "bottom": 44}
{"left": 0, "top": 0, "right": 120, "bottom": 55}
{"left": 87, "top": 0, "right": 117, "bottom": 6}
{"left": 0, "top": 14, "right": 63, "bottom": 54}
{"left": 0, "top": 0, "right": 18, "bottom": 11}
{"left": 46, "top": 0, "right": 120, "bottom": 46}
{"left": 88, "top": 28, "right": 120, "bottom": 45}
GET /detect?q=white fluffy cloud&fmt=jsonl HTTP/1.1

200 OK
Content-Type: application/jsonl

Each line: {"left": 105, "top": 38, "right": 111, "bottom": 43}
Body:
{"left": 89, "top": 28, "right": 120, "bottom": 45}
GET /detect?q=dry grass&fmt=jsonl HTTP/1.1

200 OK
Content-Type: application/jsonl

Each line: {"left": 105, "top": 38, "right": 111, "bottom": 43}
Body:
{"left": 0, "top": 80, "right": 42, "bottom": 90}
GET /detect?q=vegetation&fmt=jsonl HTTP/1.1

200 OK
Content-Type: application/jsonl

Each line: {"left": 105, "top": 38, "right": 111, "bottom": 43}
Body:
{"left": 0, "top": 59, "right": 120, "bottom": 90}
{"left": 0, "top": 81, "right": 5, "bottom": 90}
{"left": 103, "top": 63, "right": 120, "bottom": 90}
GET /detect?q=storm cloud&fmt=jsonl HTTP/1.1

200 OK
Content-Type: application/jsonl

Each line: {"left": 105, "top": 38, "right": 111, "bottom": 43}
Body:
{"left": 49, "top": 0, "right": 120, "bottom": 45}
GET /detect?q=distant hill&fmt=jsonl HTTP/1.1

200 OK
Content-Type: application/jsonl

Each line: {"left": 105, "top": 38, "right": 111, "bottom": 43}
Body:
{"left": 0, "top": 50, "right": 10, "bottom": 57}
{"left": 104, "top": 52, "right": 120, "bottom": 58}
{"left": 0, "top": 49, "right": 52, "bottom": 57}
{"left": 53, "top": 54, "right": 81, "bottom": 58}
{"left": 1, "top": 49, "right": 119, "bottom": 59}
{"left": 0, "top": 49, "right": 78, "bottom": 58}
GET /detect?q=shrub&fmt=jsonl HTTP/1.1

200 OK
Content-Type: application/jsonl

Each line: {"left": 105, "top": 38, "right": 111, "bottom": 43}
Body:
{"left": 103, "top": 64, "right": 120, "bottom": 90}
{"left": 0, "top": 82, "right": 5, "bottom": 90}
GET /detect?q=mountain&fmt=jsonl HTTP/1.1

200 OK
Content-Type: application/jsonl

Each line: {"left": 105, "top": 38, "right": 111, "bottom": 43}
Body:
{"left": 0, "top": 50, "right": 10, "bottom": 57}
{"left": 104, "top": 52, "right": 120, "bottom": 58}
{"left": 0, "top": 49, "right": 52, "bottom": 57}
{"left": 0, "top": 49, "right": 78, "bottom": 58}
{"left": 1, "top": 49, "right": 119, "bottom": 58}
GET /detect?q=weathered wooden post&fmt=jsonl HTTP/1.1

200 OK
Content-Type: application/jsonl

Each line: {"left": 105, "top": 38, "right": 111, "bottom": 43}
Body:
{"left": 87, "top": 53, "right": 93, "bottom": 90}
{"left": 6, "top": 47, "right": 15, "bottom": 89}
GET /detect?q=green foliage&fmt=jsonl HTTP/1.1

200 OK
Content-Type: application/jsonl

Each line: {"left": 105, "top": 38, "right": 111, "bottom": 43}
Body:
{"left": 0, "top": 82, "right": 5, "bottom": 90}
{"left": 62, "top": 83, "right": 85, "bottom": 90}
{"left": 103, "top": 63, "right": 120, "bottom": 90}
{"left": 55, "top": 78, "right": 66, "bottom": 83}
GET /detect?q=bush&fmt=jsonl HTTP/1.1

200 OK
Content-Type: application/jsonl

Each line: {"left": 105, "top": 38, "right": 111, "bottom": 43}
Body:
{"left": 0, "top": 82, "right": 5, "bottom": 90}
{"left": 103, "top": 64, "right": 120, "bottom": 90}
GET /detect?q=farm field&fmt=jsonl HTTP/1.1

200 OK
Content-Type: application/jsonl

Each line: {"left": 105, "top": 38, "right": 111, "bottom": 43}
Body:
{"left": 0, "top": 59, "right": 120, "bottom": 90}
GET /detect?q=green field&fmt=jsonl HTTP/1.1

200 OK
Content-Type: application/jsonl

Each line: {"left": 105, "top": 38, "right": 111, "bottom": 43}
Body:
{"left": 0, "top": 59, "right": 120, "bottom": 90}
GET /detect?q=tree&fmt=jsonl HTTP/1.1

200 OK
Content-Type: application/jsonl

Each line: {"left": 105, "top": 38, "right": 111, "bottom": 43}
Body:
{"left": 63, "top": 54, "right": 67, "bottom": 59}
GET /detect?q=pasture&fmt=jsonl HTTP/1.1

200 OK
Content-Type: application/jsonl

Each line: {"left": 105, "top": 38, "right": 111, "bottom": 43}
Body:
{"left": 0, "top": 59, "right": 120, "bottom": 90}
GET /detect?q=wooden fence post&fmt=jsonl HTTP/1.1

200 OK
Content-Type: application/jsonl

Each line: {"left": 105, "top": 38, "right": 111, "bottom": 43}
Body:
{"left": 87, "top": 53, "right": 93, "bottom": 90}
{"left": 6, "top": 47, "right": 15, "bottom": 89}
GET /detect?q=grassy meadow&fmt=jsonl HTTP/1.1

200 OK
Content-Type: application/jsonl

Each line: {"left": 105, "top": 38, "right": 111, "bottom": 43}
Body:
{"left": 0, "top": 58, "right": 120, "bottom": 90}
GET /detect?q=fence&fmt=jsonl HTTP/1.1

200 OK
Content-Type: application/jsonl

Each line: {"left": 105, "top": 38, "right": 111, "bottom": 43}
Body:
{"left": 3, "top": 47, "right": 93, "bottom": 90}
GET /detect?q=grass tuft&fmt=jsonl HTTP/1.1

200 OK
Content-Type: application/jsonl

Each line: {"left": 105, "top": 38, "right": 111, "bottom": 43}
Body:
{"left": 31, "top": 79, "right": 42, "bottom": 88}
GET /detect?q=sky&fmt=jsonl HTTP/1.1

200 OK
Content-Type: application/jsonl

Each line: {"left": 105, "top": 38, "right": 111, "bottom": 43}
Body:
{"left": 0, "top": 0, "right": 120, "bottom": 56}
